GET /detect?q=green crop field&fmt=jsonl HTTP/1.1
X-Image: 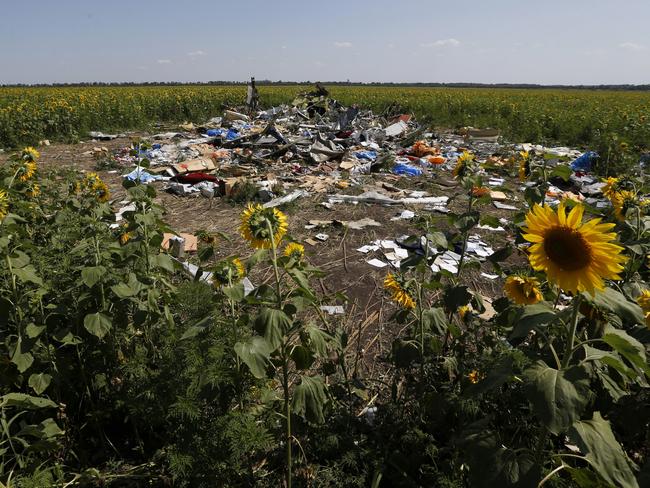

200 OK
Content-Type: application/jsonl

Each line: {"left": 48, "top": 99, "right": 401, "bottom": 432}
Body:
{"left": 2, "top": 85, "right": 649, "bottom": 152}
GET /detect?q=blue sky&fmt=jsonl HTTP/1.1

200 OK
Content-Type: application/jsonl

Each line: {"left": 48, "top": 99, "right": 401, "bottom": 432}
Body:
{"left": 1, "top": 0, "right": 649, "bottom": 85}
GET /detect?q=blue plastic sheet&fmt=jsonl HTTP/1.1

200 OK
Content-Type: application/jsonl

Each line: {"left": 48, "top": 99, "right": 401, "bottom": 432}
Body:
{"left": 226, "top": 128, "right": 239, "bottom": 141}
{"left": 392, "top": 162, "right": 423, "bottom": 176}
{"left": 354, "top": 150, "right": 377, "bottom": 161}
{"left": 206, "top": 128, "right": 224, "bottom": 137}
{"left": 570, "top": 151, "right": 598, "bottom": 172}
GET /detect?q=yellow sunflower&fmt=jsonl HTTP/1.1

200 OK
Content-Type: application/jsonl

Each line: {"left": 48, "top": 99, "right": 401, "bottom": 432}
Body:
{"left": 468, "top": 370, "right": 481, "bottom": 384}
{"left": 452, "top": 151, "right": 473, "bottom": 178}
{"left": 284, "top": 242, "right": 305, "bottom": 260}
{"left": 610, "top": 190, "right": 636, "bottom": 221}
{"left": 522, "top": 201, "right": 627, "bottom": 294}
{"left": 94, "top": 180, "right": 110, "bottom": 203}
{"left": 240, "top": 204, "right": 288, "bottom": 249}
{"left": 212, "top": 258, "right": 246, "bottom": 287}
{"left": 119, "top": 232, "right": 133, "bottom": 245}
{"left": 15, "top": 161, "right": 37, "bottom": 182}
{"left": 119, "top": 224, "right": 133, "bottom": 245}
{"left": 0, "top": 190, "right": 8, "bottom": 220}
{"left": 384, "top": 273, "right": 416, "bottom": 309}
{"left": 601, "top": 177, "right": 620, "bottom": 200}
{"left": 519, "top": 156, "right": 530, "bottom": 181}
{"left": 504, "top": 275, "right": 543, "bottom": 305}
{"left": 458, "top": 305, "right": 471, "bottom": 320}
{"left": 22, "top": 146, "right": 40, "bottom": 161}
{"left": 24, "top": 182, "right": 40, "bottom": 198}
{"left": 82, "top": 172, "right": 110, "bottom": 202}
{"left": 637, "top": 290, "right": 650, "bottom": 327}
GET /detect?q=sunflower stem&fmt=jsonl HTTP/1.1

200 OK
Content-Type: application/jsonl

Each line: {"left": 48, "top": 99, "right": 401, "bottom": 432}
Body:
{"left": 562, "top": 294, "right": 582, "bottom": 368}
{"left": 266, "top": 219, "right": 291, "bottom": 487}
{"left": 7, "top": 168, "right": 21, "bottom": 190}
{"left": 537, "top": 464, "right": 566, "bottom": 488}
{"left": 282, "top": 352, "right": 292, "bottom": 488}
{"left": 267, "top": 220, "right": 282, "bottom": 308}
{"left": 417, "top": 282, "right": 425, "bottom": 374}
{"left": 456, "top": 194, "right": 475, "bottom": 280}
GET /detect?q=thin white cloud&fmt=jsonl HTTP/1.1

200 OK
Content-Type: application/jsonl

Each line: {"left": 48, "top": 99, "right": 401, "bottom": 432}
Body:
{"left": 619, "top": 42, "right": 645, "bottom": 51}
{"left": 333, "top": 41, "right": 352, "bottom": 48}
{"left": 157, "top": 59, "right": 172, "bottom": 64}
{"left": 188, "top": 50, "right": 206, "bottom": 57}
{"left": 420, "top": 38, "right": 461, "bottom": 48}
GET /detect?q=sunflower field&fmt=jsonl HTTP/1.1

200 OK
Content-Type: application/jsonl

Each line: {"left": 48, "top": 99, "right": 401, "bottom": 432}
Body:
{"left": 2, "top": 85, "right": 650, "bottom": 162}
{"left": 0, "top": 135, "right": 649, "bottom": 488}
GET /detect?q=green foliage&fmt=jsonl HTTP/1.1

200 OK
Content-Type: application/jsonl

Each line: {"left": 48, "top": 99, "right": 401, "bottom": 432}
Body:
{"left": 0, "top": 143, "right": 648, "bottom": 487}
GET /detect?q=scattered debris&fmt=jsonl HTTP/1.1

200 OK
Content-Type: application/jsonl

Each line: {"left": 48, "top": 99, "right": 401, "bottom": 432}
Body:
{"left": 320, "top": 305, "right": 345, "bottom": 315}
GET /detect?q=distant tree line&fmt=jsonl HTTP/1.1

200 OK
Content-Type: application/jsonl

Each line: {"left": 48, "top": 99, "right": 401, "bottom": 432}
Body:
{"left": 1, "top": 80, "right": 649, "bottom": 91}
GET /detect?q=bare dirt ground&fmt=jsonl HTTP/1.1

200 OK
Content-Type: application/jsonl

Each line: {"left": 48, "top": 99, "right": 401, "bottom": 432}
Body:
{"left": 1, "top": 137, "right": 527, "bottom": 376}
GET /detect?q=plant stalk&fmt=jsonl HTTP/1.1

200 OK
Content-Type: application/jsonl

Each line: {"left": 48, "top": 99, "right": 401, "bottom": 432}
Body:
{"left": 562, "top": 294, "right": 582, "bottom": 368}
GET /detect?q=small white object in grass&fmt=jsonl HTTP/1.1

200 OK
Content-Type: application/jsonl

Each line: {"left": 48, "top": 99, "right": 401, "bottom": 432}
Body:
{"left": 315, "top": 233, "right": 329, "bottom": 242}
{"left": 243, "top": 278, "right": 255, "bottom": 297}
{"left": 366, "top": 258, "right": 388, "bottom": 268}
{"left": 391, "top": 210, "right": 416, "bottom": 221}
{"left": 380, "top": 240, "right": 399, "bottom": 250}
{"left": 488, "top": 178, "right": 505, "bottom": 186}
{"left": 320, "top": 305, "right": 345, "bottom": 315}
{"left": 357, "top": 244, "right": 380, "bottom": 253}
{"left": 481, "top": 272, "right": 499, "bottom": 280}
{"left": 477, "top": 224, "right": 505, "bottom": 231}
{"left": 493, "top": 201, "right": 518, "bottom": 210}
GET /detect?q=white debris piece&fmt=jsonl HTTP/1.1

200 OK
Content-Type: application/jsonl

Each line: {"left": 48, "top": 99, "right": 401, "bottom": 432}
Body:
{"left": 366, "top": 258, "right": 388, "bottom": 268}
{"left": 328, "top": 191, "right": 448, "bottom": 207}
{"left": 115, "top": 203, "right": 137, "bottom": 222}
{"left": 466, "top": 235, "right": 494, "bottom": 258}
{"left": 384, "top": 120, "right": 408, "bottom": 137}
{"left": 320, "top": 305, "right": 345, "bottom": 315}
{"left": 357, "top": 244, "right": 380, "bottom": 253}
{"left": 431, "top": 251, "right": 461, "bottom": 274}
{"left": 477, "top": 224, "right": 505, "bottom": 231}
{"left": 488, "top": 178, "right": 505, "bottom": 186}
{"left": 493, "top": 201, "right": 518, "bottom": 211}
{"left": 481, "top": 272, "right": 499, "bottom": 280}
{"left": 263, "top": 189, "right": 309, "bottom": 208}
{"left": 391, "top": 210, "right": 416, "bottom": 221}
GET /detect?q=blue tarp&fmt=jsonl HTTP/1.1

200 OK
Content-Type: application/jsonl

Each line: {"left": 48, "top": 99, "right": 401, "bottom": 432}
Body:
{"left": 571, "top": 151, "right": 599, "bottom": 172}
{"left": 392, "top": 162, "right": 423, "bottom": 176}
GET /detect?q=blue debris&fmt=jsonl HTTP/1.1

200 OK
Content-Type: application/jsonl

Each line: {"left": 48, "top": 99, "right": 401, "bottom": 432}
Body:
{"left": 571, "top": 151, "right": 598, "bottom": 172}
{"left": 354, "top": 150, "right": 378, "bottom": 161}
{"left": 392, "top": 162, "right": 423, "bottom": 176}
{"left": 123, "top": 168, "right": 164, "bottom": 184}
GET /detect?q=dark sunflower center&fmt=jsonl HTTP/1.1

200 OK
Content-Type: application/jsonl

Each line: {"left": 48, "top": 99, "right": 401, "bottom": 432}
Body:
{"left": 543, "top": 227, "right": 591, "bottom": 271}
